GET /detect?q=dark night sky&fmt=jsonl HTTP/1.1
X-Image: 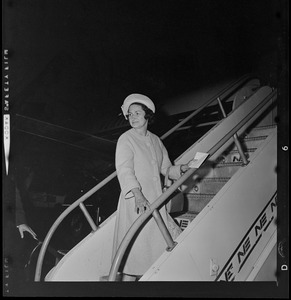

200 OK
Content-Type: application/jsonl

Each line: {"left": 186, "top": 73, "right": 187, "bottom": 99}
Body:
{"left": 2, "top": 0, "right": 287, "bottom": 219}
{"left": 3, "top": 0, "right": 285, "bottom": 132}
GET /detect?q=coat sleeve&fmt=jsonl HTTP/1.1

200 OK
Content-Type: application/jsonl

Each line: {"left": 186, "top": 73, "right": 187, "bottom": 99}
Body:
{"left": 115, "top": 135, "right": 141, "bottom": 199}
{"left": 159, "top": 139, "right": 181, "bottom": 180}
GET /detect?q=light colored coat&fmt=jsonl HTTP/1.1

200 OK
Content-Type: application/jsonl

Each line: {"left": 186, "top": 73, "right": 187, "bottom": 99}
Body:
{"left": 113, "top": 128, "right": 182, "bottom": 275}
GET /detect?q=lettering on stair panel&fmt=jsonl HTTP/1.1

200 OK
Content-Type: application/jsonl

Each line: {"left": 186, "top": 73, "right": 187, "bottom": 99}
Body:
{"left": 174, "top": 214, "right": 197, "bottom": 231}
{"left": 216, "top": 193, "right": 277, "bottom": 281}
{"left": 173, "top": 218, "right": 191, "bottom": 230}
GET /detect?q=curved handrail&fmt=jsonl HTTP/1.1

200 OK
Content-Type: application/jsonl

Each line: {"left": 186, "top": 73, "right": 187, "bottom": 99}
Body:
{"left": 34, "top": 73, "right": 258, "bottom": 281}
{"left": 108, "top": 87, "right": 277, "bottom": 281}
{"left": 34, "top": 171, "right": 116, "bottom": 281}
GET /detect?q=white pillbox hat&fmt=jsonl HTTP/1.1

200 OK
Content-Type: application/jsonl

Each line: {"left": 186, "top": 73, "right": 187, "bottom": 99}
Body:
{"left": 121, "top": 94, "right": 155, "bottom": 119}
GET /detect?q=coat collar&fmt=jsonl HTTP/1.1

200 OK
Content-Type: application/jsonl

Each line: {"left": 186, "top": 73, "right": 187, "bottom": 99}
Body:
{"left": 129, "top": 128, "right": 151, "bottom": 140}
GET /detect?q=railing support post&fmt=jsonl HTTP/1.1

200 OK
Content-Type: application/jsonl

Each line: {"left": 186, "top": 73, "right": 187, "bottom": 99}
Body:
{"left": 79, "top": 202, "right": 98, "bottom": 231}
{"left": 217, "top": 97, "right": 249, "bottom": 165}
{"left": 152, "top": 209, "right": 177, "bottom": 251}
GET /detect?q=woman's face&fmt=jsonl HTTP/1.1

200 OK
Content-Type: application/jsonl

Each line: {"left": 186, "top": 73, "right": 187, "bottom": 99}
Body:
{"left": 128, "top": 104, "right": 148, "bottom": 129}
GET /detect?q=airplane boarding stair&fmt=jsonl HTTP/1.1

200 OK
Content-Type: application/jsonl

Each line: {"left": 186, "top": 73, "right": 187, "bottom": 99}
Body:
{"left": 143, "top": 124, "right": 277, "bottom": 281}
{"left": 35, "top": 75, "right": 277, "bottom": 282}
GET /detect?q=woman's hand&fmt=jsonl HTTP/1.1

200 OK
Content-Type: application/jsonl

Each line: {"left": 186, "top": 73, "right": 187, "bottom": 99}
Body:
{"left": 17, "top": 224, "right": 37, "bottom": 240}
{"left": 180, "top": 164, "right": 190, "bottom": 175}
{"left": 131, "top": 188, "right": 151, "bottom": 214}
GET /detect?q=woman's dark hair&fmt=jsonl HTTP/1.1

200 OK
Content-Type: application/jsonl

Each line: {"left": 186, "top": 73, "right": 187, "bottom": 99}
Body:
{"left": 130, "top": 102, "right": 155, "bottom": 125}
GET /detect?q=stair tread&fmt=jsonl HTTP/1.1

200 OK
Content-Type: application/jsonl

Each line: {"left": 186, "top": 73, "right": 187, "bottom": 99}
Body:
{"left": 171, "top": 211, "right": 198, "bottom": 218}
{"left": 242, "top": 135, "right": 268, "bottom": 142}
{"left": 198, "top": 177, "right": 231, "bottom": 181}
{"left": 216, "top": 161, "right": 244, "bottom": 167}
{"left": 252, "top": 124, "right": 277, "bottom": 131}
{"left": 228, "top": 147, "right": 257, "bottom": 153}
{"left": 185, "top": 193, "right": 215, "bottom": 197}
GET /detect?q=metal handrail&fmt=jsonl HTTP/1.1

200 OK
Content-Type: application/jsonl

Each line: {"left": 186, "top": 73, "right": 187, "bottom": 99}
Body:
{"left": 108, "top": 88, "right": 277, "bottom": 281}
{"left": 34, "top": 171, "right": 117, "bottom": 281}
{"left": 34, "top": 73, "right": 257, "bottom": 281}
{"left": 160, "top": 74, "right": 256, "bottom": 140}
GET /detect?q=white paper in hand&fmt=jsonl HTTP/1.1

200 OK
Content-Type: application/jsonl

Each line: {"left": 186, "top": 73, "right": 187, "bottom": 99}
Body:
{"left": 188, "top": 152, "right": 209, "bottom": 169}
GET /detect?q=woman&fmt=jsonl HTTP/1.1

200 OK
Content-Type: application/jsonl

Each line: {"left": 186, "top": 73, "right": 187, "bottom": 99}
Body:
{"left": 112, "top": 93, "right": 189, "bottom": 281}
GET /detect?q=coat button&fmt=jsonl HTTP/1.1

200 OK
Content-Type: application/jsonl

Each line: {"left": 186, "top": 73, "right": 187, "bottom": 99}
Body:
{"left": 151, "top": 159, "right": 156, "bottom": 165}
{"left": 153, "top": 176, "right": 158, "bottom": 181}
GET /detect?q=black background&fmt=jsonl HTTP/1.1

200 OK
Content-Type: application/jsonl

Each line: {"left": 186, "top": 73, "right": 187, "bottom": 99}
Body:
{"left": 2, "top": 0, "right": 288, "bottom": 297}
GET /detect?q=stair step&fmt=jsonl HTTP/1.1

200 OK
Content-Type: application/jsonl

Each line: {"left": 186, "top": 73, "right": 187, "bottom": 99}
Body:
{"left": 241, "top": 135, "right": 268, "bottom": 149}
{"left": 205, "top": 161, "right": 242, "bottom": 177}
{"left": 220, "top": 135, "right": 268, "bottom": 155}
{"left": 171, "top": 212, "right": 198, "bottom": 231}
{"left": 185, "top": 193, "right": 215, "bottom": 213}
{"left": 244, "top": 125, "right": 276, "bottom": 138}
{"left": 189, "top": 177, "right": 230, "bottom": 194}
